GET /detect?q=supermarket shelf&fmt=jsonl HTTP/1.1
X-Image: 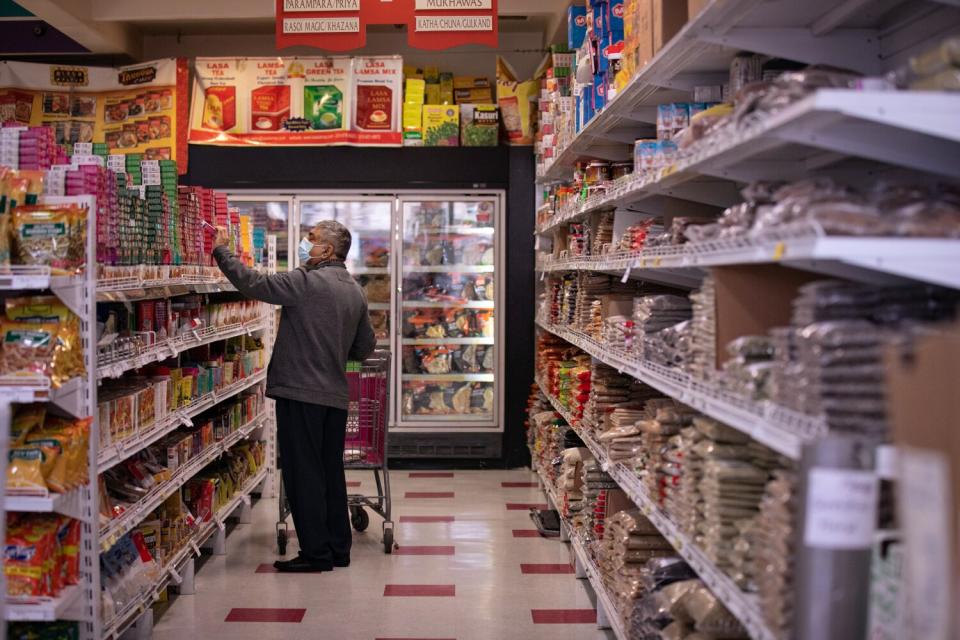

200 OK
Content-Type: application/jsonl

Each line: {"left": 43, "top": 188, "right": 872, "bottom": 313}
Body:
{"left": 97, "top": 317, "right": 267, "bottom": 380}
{"left": 351, "top": 267, "right": 390, "bottom": 275}
{"left": 97, "top": 274, "right": 235, "bottom": 295}
{"left": 97, "top": 281, "right": 240, "bottom": 302}
{"left": 570, "top": 533, "right": 630, "bottom": 640}
{"left": 401, "top": 373, "right": 494, "bottom": 382}
{"left": 406, "top": 226, "right": 495, "bottom": 236}
{"left": 99, "top": 412, "right": 268, "bottom": 551}
{"left": 535, "top": 319, "right": 817, "bottom": 459}
{"left": 97, "top": 369, "right": 268, "bottom": 473}
{"left": 401, "top": 300, "right": 496, "bottom": 309}
{"left": 537, "top": 0, "right": 960, "bottom": 183}
{"left": 402, "top": 265, "right": 495, "bottom": 274}
{"left": 537, "top": 223, "right": 960, "bottom": 289}
{"left": 5, "top": 486, "right": 87, "bottom": 521}
{"left": 0, "top": 375, "right": 85, "bottom": 418}
{"left": 6, "top": 584, "right": 83, "bottom": 622}
{"left": 101, "top": 466, "right": 268, "bottom": 640}
{"left": 536, "top": 385, "right": 776, "bottom": 640}
{"left": 401, "top": 337, "right": 495, "bottom": 345}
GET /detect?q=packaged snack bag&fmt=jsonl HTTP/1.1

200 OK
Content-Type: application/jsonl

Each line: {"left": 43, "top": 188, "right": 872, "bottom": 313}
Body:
{"left": 12, "top": 204, "right": 86, "bottom": 274}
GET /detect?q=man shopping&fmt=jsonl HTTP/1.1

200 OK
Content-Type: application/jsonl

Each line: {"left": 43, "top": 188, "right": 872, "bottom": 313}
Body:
{"left": 213, "top": 221, "right": 377, "bottom": 572}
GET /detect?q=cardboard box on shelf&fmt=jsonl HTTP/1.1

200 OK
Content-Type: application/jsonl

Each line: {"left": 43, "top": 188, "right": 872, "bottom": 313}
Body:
{"left": 711, "top": 265, "right": 817, "bottom": 369}
{"left": 422, "top": 104, "right": 460, "bottom": 146}
{"left": 886, "top": 323, "right": 960, "bottom": 640}
{"left": 688, "top": 0, "right": 709, "bottom": 19}
{"left": 653, "top": 0, "right": 688, "bottom": 53}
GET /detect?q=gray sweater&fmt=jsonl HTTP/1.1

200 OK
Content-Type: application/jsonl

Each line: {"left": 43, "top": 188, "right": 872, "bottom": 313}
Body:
{"left": 213, "top": 246, "right": 377, "bottom": 409}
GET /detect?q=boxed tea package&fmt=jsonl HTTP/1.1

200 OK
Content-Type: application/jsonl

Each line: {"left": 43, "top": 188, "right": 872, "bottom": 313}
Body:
{"left": 460, "top": 104, "right": 499, "bottom": 146}
{"left": 423, "top": 105, "right": 460, "bottom": 146}
{"left": 303, "top": 57, "right": 352, "bottom": 132}
{"left": 352, "top": 56, "right": 402, "bottom": 133}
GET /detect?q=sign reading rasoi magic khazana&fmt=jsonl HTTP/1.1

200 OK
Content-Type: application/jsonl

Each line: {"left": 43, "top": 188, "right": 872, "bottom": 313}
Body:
{"left": 275, "top": 0, "right": 498, "bottom": 51}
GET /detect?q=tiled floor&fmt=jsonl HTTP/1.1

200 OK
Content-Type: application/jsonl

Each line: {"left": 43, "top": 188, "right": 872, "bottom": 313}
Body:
{"left": 151, "top": 469, "right": 614, "bottom": 640}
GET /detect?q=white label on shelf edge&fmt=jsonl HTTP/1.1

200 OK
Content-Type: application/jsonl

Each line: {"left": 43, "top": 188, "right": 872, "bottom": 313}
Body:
{"left": 803, "top": 468, "right": 878, "bottom": 549}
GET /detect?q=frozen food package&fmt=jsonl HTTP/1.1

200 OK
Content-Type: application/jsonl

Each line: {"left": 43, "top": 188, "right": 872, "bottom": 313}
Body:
{"left": 352, "top": 56, "right": 402, "bottom": 133}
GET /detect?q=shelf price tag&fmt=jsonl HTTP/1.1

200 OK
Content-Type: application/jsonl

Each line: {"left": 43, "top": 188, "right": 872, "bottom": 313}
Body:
{"left": 620, "top": 266, "right": 631, "bottom": 283}
{"left": 772, "top": 242, "right": 786, "bottom": 261}
{"left": 189, "top": 540, "right": 202, "bottom": 557}
{"left": 167, "top": 566, "right": 182, "bottom": 585}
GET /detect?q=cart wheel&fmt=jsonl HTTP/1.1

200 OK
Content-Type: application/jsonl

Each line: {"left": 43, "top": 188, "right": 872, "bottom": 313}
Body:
{"left": 383, "top": 527, "right": 394, "bottom": 554}
{"left": 277, "top": 529, "right": 288, "bottom": 556}
{"left": 351, "top": 507, "right": 369, "bottom": 532}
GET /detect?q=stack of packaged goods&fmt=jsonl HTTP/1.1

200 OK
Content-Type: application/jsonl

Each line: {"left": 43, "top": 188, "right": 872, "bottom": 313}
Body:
{"left": 584, "top": 362, "right": 659, "bottom": 437}
{"left": 535, "top": 50, "right": 574, "bottom": 171}
{"left": 596, "top": 509, "right": 674, "bottom": 625}
{"left": 0, "top": 294, "right": 85, "bottom": 388}
{"left": 558, "top": 446, "right": 587, "bottom": 520}
{"left": 754, "top": 470, "right": 798, "bottom": 636}
{"left": 633, "top": 294, "right": 693, "bottom": 357}
{"left": 593, "top": 210, "right": 615, "bottom": 253}
{"left": 688, "top": 275, "right": 717, "bottom": 380}
{"left": 639, "top": 401, "right": 696, "bottom": 505}
{"left": 630, "top": 571, "right": 749, "bottom": 639}
{"left": 1, "top": 125, "right": 69, "bottom": 170}
{"left": 100, "top": 529, "right": 162, "bottom": 620}
{"left": 7, "top": 404, "right": 91, "bottom": 496}
{"left": 402, "top": 64, "right": 500, "bottom": 148}
{"left": 578, "top": 459, "right": 619, "bottom": 543}
{"left": 184, "top": 440, "right": 265, "bottom": 522}
{"left": 556, "top": 354, "right": 592, "bottom": 420}
{"left": 599, "top": 406, "right": 646, "bottom": 465}
{"left": 5, "top": 513, "right": 82, "bottom": 599}
{"left": 535, "top": 331, "right": 571, "bottom": 393}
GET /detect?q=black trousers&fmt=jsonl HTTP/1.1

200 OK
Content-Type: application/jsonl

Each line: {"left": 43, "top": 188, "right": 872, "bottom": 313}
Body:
{"left": 275, "top": 398, "right": 351, "bottom": 563}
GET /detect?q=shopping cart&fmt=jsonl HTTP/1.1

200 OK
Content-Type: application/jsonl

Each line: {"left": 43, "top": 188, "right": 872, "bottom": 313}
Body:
{"left": 276, "top": 351, "right": 395, "bottom": 555}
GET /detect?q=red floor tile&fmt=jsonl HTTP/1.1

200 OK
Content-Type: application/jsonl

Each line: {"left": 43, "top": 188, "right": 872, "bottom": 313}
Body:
{"left": 255, "top": 564, "right": 278, "bottom": 573}
{"left": 512, "top": 529, "right": 542, "bottom": 538}
{"left": 394, "top": 546, "right": 455, "bottom": 556}
{"left": 399, "top": 515, "right": 455, "bottom": 523}
{"left": 384, "top": 584, "right": 456, "bottom": 597}
{"left": 225, "top": 608, "right": 306, "bottom": 623}
{"left": 409, "top": 472, "right": 454, "bottom": 478}
{"left": 506, "top": 503, "right": 548, "bottom": 510}
{"left": 405, "top": 492, "right": 455, "bottom": 499}
{"left": 502, "top": 481, "right": 539, "bottom": 488}
{"left": 347, "top": 481, "right": 361, "bottom": 487}
{"left": 521, "top": 563, "right": 575, "bottom": 574}
{"left": 531, "top": 609, "right": 597, "bottom": 624}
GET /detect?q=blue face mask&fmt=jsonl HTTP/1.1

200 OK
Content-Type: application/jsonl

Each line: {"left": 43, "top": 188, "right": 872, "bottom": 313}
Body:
{"left": 298, "top": 237, "right": 318, "bottom": 264}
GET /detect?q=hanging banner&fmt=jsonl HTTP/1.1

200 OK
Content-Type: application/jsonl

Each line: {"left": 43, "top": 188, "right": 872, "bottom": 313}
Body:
{"left": 188, "top": 56, "right": 403, "bottom": 147}
{"left": 0, "top": 58, "right": 189, "bottom": 173}
{"left": 275, "top": 0, "right": 498, "bottom": 51}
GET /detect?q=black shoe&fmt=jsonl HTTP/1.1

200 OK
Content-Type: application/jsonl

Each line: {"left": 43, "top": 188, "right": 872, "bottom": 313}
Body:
{"left": 275, "top": 556, "right": 332, "bottom": 573}
{"left": 333, "top": 556, "right": 350, "bottom": 568}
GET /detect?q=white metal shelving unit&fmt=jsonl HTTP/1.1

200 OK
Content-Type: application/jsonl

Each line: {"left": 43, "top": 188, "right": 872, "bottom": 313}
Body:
{"left": 1, "top": 208, "right": 278, "bottom": 638}
{"left": 531, "top": 1, "right": 960, "bottom": 638}
{"left": 535, "top": 383, "right": 777, "bottom": 640}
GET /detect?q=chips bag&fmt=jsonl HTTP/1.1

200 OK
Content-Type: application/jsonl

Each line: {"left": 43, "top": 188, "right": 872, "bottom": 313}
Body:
{"left": 12, "top": 204, "right": 86, "bottom": 274}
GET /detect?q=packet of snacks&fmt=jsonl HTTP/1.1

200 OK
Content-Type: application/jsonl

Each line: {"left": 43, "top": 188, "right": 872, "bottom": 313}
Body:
{"left": 5, "top": 513, "right": 58, "bottom": 596}
{"left": 12, "top": 202, "right": 86, "bottom": 274}
{"left": 1, "top": 296, "right": 84, "bottom": 385}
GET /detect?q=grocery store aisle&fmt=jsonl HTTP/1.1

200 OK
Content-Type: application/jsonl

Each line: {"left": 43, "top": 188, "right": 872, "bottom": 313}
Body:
{"left": 151, "top": 469, "right": 613, "bottom": 640}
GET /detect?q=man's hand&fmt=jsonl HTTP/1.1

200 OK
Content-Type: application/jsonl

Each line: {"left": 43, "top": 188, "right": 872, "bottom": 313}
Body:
{"left": 214, "top": 226, "right": 230, "bottom": 249}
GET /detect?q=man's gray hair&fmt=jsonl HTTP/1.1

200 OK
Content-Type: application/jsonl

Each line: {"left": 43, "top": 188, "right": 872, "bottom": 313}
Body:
{"left": 314, "top": 220, "right": 352, "bottom": 261}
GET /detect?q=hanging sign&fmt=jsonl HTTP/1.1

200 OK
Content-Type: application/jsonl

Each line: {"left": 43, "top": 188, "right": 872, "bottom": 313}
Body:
{"left": 275, "top": 0, "right": 498, "bottom": 51}
{"left": 188, "top": 56, "right": 403, "bottom": 147}
{"left": 0, "top": 58, "right": 190, "bottom": 173}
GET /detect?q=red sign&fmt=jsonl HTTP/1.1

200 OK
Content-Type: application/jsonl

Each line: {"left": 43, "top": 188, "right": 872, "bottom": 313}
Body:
{"left": 276, "top": 0, "right": 498, "bottom": 51}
